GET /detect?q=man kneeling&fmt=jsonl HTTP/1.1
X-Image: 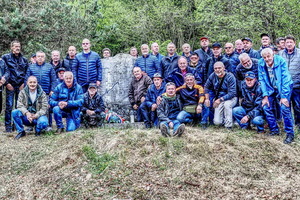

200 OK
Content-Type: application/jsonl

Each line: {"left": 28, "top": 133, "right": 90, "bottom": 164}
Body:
{"left": 157, "top": 82, "right": 185, "bottom": 137}
{"left": 81, "top": 83, "right": 105, "bottom": 128}
{"left": 13, "top": 76, "right": 48, "bottom": 139}
{"left": 50, "top": 71, "right": 83, "bottom": 133}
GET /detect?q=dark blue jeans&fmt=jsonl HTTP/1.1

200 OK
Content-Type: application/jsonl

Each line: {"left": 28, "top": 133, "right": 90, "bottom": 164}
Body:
{"left": 140, "top": 102, "right": 158, "bottom": 126}
{"left": 291, "top": 88, "right": 300, "bottom": 126}
{"left": 263, "top": 93, "right": 294, "bottom": 135}
{"left": 5, "top": 86, "right": 21, "bottom": 130}
{"left": 176, "top": 105, "right": 209, "bottom": 125}
{"left": 12, "top": 109, "right": 48, "bottom": 133}
{"left": 233, "top": 106, "right": 264, "bottom": 132}
{"left": 53, "top": 106, "right": 77, "bottom": 131}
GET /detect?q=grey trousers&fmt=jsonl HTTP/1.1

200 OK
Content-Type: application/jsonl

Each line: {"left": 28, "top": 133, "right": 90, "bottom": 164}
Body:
{"left": 214, "top": 97, "right": 237, "bottom": 128}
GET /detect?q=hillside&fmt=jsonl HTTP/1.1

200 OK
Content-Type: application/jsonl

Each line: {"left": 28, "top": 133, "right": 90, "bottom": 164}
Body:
{"left": 0, "top": 126, "right": 300, "bottom": 200}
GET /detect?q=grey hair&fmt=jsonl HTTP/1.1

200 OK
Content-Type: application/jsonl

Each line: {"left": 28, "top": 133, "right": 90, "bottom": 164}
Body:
{"left": 238, "top": 53, "right": 250, "bottom": 61}
{"left": 260, "top": 48, "right": 274, "bottom": 57}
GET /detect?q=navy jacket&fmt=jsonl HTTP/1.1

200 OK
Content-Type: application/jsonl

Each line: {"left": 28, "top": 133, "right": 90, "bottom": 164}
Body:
{"left": 50, "top": 60, "right": 64, "bottom": 74}
{"left": 176, "top": 84, "right": 205, "bottom": 106}
{"left": 205, "top": 72, "right": 237, "bottom": 101}
{"left": 240, "top": 80, "right": 263, "bottom": 119}
{"left": 0, "top": 59, "right": 9, "bottom": 83}
{"left": 72, "top": 51, "right": 102, "bottom": 87}
{"left": 25, "top": 62, "right": 57, "bottom": 95}
{"left": 224, "top": 53, "right": 240, "bottom": 75}
{"left": 205, "top": 55, "right": 232, "bottom": 84}
{"left": 236, "top": 58, "right": 258, "bottom": 92}
{"left": 50, "top": 81, "right": 84, "bottom": 129}
{"left": 166, "top": 67, "right": 202, "bottom": 87}
{"left": 82, "top": 92, "right": 105, "bottom": 114}
{"left": 152, "top": 53, "right": 164, "bottom": 65}
{"left": 145, "top": 82, "right": 166, "bottom": 106}
{"left": 161, "top": 53, "right": 179, "bottom": 78}
{"left": 62, "top": 54, "right": 74, "bottom": 71}
{"left": 194, "top": 47, "right": 213, "bottom": 65}
{"left": 135, "top": 54, "right": 160, "bottom": 78}
{"left": 244, "top": 48, "right": 260, "bottom": 59}
{"left": 2, "top": 53, "right": 29, "bottom": 86}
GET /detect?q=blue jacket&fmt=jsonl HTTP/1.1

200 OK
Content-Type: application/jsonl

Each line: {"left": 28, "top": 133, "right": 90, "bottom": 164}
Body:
{"left": 205, "top": 55, "right": 232, "bottom": 84}
{"left": 236, "top": 58, "right": 258, "bottom": 91}
{"left": 25, "top": 62, "right": 57, "bottom": 95}
{"left": 145, "top": 82, "right": 166, "bottom": 106}
{"left": 50, "top": 81, "right": 84, "bottom": 128}
{"left": 182, "top": 52, "right": 193, "bottom": 63}
{"left": 279, "top": 48, "right": 300, "bottom": 88}
{"left": 152, "top": 53, "right": 164, "bottom": 65}
{"left": 176, "top": 84, "right": 205, "bottom": 106}
{"left": 240, "top": 80, "right": 263, "bottom": 119}
{"left": 72, "top": 51, "right": 102, "bottom": 87}
{"left": 135, "top": 54, "right": 160, "bottom": 78}
{"left": 258, "top": 55, "right": 293, "bottom": 99}
{"left": 205, "top": 72, "right": 237, "bottom": 101}
{"left": 244, "top": 48, "right": 260, "bottom": 59}
{"left": 166, "top": 67, "right": 202, "bottom": 87}
{"left": 224, "top": 53, "right": 240, "bottom": 75}
{"left": 161, "top": 53, "right": 180, "bottom": 78}
{"left": 50, "top": 60, "right": 64, "bottom": 74}
{"left": 194, "top": 47, "right": 213, "bottom": 65}
{"left": 2, "top": 53, "right": 29, "bottom": 86}
{"left": 0, "top": 59, "right": 9, "bottom": 84}
{"left": 63, "top": 54, "right": 74, "bottom": 71}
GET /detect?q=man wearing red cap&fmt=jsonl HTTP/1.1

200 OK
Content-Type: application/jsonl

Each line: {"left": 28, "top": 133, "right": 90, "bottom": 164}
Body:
{"left": 194, "top": 36, "right": 213, "bottom": 67}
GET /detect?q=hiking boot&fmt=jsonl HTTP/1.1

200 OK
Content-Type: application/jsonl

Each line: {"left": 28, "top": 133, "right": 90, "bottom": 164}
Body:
{"left": 268, "top": 131, "right": 280, "bottom": 136}
{"left": 160, "top": 123, "right": 170, "bottom": 137}
{"left": 284, "top": 135, "right": 294, "bottom": 144}
{"left": 174, "top": 124, "right": 185, "bottom": 137}
{"left": 14, "top": 131, "right": 26, "bottom": 140}
{"left": 55, "top": 128, "right": 65, "bottom": 135}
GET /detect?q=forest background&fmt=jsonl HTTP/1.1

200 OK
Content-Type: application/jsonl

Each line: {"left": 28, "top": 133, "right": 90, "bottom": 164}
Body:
{"left": 0, "top": 0, "right": 299, "bottom": 57}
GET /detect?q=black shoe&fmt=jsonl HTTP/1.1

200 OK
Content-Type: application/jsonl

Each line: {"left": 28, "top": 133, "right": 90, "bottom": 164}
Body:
{"left": 200, "top": 123, "right": 208, "bottom": 129}
{"left": 55, "top": 128, "right": 65, "bottom": 135}
{"left": 284, "top": 135, "right": 294, "bottom": 144}
{"left": 5, "top": 127, "right": 12, "bottom": 133}
{"left": 268, "top": 132, "right": 280, "bottom": 136}
{"left": 26, "top": 127, "right": 34, "bottom": 132}
{"left": 35, "top": 131, "right": 41, "bottom": 136}
{"left": 14, "top": 131, "right": 26, "bottom": 140}
{"left": 145, "top": 122, "right": 152, "bottom": 129}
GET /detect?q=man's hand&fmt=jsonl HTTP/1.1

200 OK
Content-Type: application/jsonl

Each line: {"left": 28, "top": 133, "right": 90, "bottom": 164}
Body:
{"left": 0, "top": 76, "right": 6, "bottom": 86}
{"left": 240, "top": 115, "right": 249, "bottom": 124}
{"left": 280, "top": 98, "right": 289, "bottom": 107}
{"left": 151, "top": 103, "right": 158, "bottom": 111}
{"left": 31, "top": 114, "right": 38, "bottom": 120}
{"left": 196, "top": 105, "right": 202, "bottom": 114}
{"left": 169, "top": 121, "right": 174, "bottom": 129}
{"left": 96, "top": 81, "right": 101, "bottom": 86}
{"left": 141, "top": 96, "right": 145, "bottom": 103}
{"left": 6, "top": 83, "right": 14, "bottom": 91}
{"left": 49, "top": 91, "right": 53, "bottom": 96}
{"left": 133, "top": 104, "right": 138, "bottom": 110}
{"left": 213, "top": 99, "right": 221, "bottom": 108}
{"left": 19, "top": 83, "right": 24, "bottom": 90}
{"left": 26, "top": 112, "right": 33, "bottom": 123}
{"left": 86, "top": 110, "right": 95, "bottom": 116}
{"left": 156, "top": 96, "right": 162, "bottom": 105}
{"left": 262, "top": 96, "right": 269, "bottom": 107}
{"left": 58, "top": 101, "right": 68, "bottom": 109}
{"left": 204, "top": 99, "right": 210, "bottom": 107}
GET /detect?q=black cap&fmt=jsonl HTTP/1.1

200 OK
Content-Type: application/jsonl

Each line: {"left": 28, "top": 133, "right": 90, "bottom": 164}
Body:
{"left": 260, "top": 33, "right": 270, "bottom": 38}
{"left": 31, "top": 54, "right": 36, "bottom": 58}
{"left": 57, "top": 68, "right": 66, "bottom": 72}
{"left": 241, "top": 37, "right": 252, "bottom": 43}
{"left": 153, "top": 73, "right": 163, "bottom": 79}
{"left": 212, "top": 42, "right": 222, "bottom": 48}
{"left": 88, "top": 83, "right": 97, "bottom": 89}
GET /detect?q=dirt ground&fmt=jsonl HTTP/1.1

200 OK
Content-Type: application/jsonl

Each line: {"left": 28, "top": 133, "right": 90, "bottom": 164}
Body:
{"left": 0, "top": 125, "right": 300, "bottom": 200}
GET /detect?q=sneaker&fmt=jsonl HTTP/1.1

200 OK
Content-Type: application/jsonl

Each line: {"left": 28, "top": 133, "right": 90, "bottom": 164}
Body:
{"left": 25, "top": 127, "right": 34, "bottom": 132}
{"left": 45, "top": 127, "right": 52, "bottom": 132}
{"left": 174, "top": 124, "right": 185, "bottom": 136}
{"left": 160, "top": 123, "right": 170, "bottom": 137}
{"left": 14, "top": 131, "right": 26, "bottom": 140}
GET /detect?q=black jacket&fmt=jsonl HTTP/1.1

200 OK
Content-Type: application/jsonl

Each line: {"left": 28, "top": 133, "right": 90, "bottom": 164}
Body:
{"left": 82, "top": 92, "right": 105, "bottom": 114}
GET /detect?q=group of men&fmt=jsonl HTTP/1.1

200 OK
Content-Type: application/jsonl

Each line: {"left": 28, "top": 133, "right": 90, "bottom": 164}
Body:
{"left": 129, "top": 34, "right": 299, "bottom": 144}
{"left": 0, "top": 39, "right": 105, "bottom": 139}
{"left": 0, "top": 33, "right": 299, "bottom": 144}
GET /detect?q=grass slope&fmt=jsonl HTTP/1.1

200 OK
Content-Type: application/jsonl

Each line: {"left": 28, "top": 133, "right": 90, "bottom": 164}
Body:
{"left": 0, "top": 127, "right": 300, "bottom": 200}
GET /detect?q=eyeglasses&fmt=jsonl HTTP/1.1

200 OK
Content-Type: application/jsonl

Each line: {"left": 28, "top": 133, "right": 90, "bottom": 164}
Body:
{"left": 82, "top": 43, "right": 90, "bottom": 45}
{"left": 224, "top": 47, "right": 232, "bottom": 49}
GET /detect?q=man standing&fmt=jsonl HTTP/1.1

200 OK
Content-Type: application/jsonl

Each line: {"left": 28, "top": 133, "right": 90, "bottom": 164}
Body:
{"left": 205, "top": 62, "right": 237, "bottom": 129}
{"left": 50, "top": 50, "right": 63, "bottom": 73}
{"left": 63, "top": 46, "right": 76, "bottom": 71}
{"left": 181, "top": 43, "right": 193, "bottom": 62}
{"left": 258, "top": 48, "right": 294, "bottom": 144}
{"left": 279, "top": 35, "right": 300, "bottom": 130}
{"left": 161, "top": 42, "right": 179, "bottom": 79}
{"left": 276, "top": 37, "right": 286, "bottom": 51}
{"left": 102, "top": 48, "right": 111, "bottom": 58}
{"left": 234, "top": 39, "right": 244, "bottom": 55}
{"left": 72, "top": 38, "right": 102, "bottom": 93}
{"left": 82, "top": 83, "right": 106, "bottom": 128}
{"left": 50, "top": 71, "right": 84, "bottom": 133}
{"left": 128, "top": 67, "right": 152, "bottom": 122}
{"left": 12, "top": 76, "right": 48, "bottom": 139}
{"left": 0, "top": 59, "right": 9, "bottom": 113}
{"left": 157, "top": 82, "right": 185, "bottom": 137}
{"left": 151, "top": 42, "right": 164, "bottom": 64}
{"left": 258, "top": 33, "right": 272, "bottom": 57}
{"left": 242, "top": 37, "right": 260, "bottom": 59}
{"left": 233, "top": 72, "right": 264, "bottom": 133}
{"left": 140, "top": 73, "right": 165, "bottom": 128}
{"left": 194, "top": 36, "right": 213, "bottom": 65}
{"left": 135, "top": 44, "right": 160, "bottom": 78}
{"left": 2, "top": 40, "right": 29, "bottom": 132}
{"left": 224, "top": 42, "right": 240, "bottom": 75}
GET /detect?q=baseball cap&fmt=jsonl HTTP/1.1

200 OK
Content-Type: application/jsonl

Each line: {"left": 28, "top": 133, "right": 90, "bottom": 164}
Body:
{"left": 241, "top": 37, "right": 252, "bottom": 43}
{"left": 212, "top": 42, "right": 222, "bottom": 48}
{"left": 200, "top": 36, "right": 209, "bottom": 41}
{"left": 88, "top": 83, "right": 97, "bottom": 89}
{"left": 245, "top": 71, "right": 256, "bottom": 79}
{"left": 153, "top": 73, "right": 163, "bottom": 79}
{"left": 260, "top": 33, "right": 270, "bottom": 38}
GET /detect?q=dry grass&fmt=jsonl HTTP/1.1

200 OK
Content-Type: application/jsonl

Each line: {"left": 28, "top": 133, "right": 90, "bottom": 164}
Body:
{"left": 0, "top": 126, "right": 300, "bottom": 200}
